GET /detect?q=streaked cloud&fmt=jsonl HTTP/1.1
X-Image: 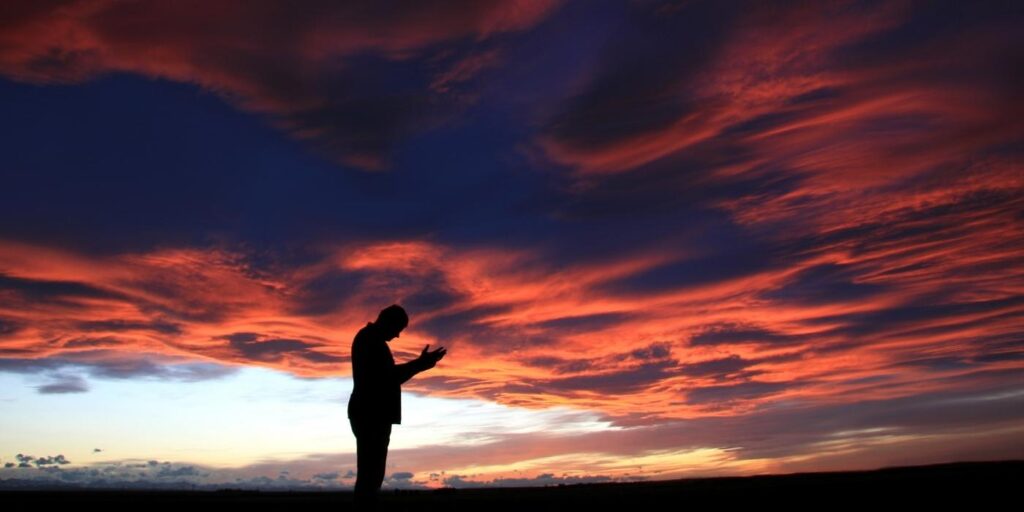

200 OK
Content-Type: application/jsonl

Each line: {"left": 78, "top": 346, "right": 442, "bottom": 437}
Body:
{"left": 0, "top": 0, "right": 563, "bottom": 169}
{"left": 1, "top": 0, "right": 1021, "bottom": 488}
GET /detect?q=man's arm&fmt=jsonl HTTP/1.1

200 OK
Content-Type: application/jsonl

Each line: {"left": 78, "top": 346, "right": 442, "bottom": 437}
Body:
{"left": 392, "top": 359, "right": 428, "bottom": 386}
{"left": 392, "top": 345, "right": 446, "bottom": 385}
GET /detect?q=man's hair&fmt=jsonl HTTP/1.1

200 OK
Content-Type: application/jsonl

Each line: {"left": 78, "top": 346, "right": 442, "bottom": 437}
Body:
{"left": 376, "top": 304, "right": 408, "bottom": 328}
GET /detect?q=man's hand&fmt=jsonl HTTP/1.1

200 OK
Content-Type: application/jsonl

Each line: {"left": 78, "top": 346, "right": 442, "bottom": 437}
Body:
{"left": 418, "top": 344, "right": 447, "bottom": 370}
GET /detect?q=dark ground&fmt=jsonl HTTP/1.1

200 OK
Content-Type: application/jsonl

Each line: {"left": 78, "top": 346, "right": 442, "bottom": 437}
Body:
{"left": 2, "top": 460, "right": 1020, "bottom": 510}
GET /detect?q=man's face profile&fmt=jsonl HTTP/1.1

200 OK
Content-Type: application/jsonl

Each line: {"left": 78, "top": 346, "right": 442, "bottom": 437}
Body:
{"left": 379, "top": 321, "right": 404, "bottom": 342}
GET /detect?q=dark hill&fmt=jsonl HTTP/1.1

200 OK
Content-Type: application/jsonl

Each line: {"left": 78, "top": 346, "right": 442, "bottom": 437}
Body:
{"left": 2, "top": 459, "right": 1020, "bottom": 510}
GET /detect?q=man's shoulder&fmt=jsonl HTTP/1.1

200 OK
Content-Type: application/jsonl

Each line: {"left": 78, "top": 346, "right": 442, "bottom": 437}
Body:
{"left": 353, "top": 323, "right": 383, "bottom": 348}
{"left": 353, "top": 321, "right": 372, "bottom": 337}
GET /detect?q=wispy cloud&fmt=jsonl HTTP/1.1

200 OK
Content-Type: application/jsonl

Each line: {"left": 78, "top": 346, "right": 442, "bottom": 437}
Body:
{"left": 0, "top": 0, "right": 562, "bottom": 170}
{"left": 0, "top": 0, "right": 1022, "bottom": 486}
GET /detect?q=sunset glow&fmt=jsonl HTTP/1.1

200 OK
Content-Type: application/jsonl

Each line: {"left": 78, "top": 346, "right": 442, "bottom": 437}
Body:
{"left": 1, "top": 0, "right": 1022, "bottom": 490}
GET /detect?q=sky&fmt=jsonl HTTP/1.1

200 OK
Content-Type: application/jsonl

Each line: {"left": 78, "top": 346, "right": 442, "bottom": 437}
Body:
{"left": 1, "top": 0, "right": 1023, "bottom": 490}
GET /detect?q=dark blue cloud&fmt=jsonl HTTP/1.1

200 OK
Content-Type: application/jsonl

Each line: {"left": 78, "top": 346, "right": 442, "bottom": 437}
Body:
{"left": 829, "top": 0, "right": 1022, "bottom": 76}
{"left": 0, "top": 352, "right": 238, "bottom": 382}
{"left": 72, "top": 320, "right": 182, "bottom": 335}
{"left": 599, "top": 244, "right": 778, "bottom": 295}
{"left": 686, "top": 380, "right": 798, "bottom": 405}
{"left": 522, "top": 356, "right": 596, "bottom": 375}
{"left": 761, "top": 263, "right": 887, "bottom": 305}
{"left": 625, "top": 342, "right": 673, "bottom": 361}
{"left": 688, "top": 323, "right": 804, "bottom": 347}
{"left": 0, "top": 318, "right": 22, "bottom": 336}
{"left": 542, "top": 359, "right": 677, "bottom": 394}
{"left": 542, "top": 1, "right": 735, "bottom": 152}
{"left": 679, "top": 355, "right": 756, "bottom": 379}
{"left": 414, "top": 304, "right": 519, "bottom": 348}
{"left": 0, "top": 274, "right": 124, "bottom": 302}
{"left": 37, "top": 375, "right": 89, "bottom": 394}
{"left": 806, "top": 295, "right": 1024, "bottom": 340}
{"left": 522, "top": 341, "right": 674, "bottom": 378}
{"left": 532, "top": 312, "right": 633, "bottom": 334}
{"left": 220, "top": 332, "right": 344, "bottom": 363}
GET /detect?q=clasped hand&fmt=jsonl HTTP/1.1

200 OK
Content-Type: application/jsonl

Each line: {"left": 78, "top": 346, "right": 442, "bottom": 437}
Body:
{"left": 417, "top": 344, "right": 447, "bottom": 370}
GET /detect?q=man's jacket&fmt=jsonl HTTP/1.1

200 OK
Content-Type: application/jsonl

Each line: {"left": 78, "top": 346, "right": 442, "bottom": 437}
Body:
{"left": 347, "top": 322, "right": 426, "bottom": 424}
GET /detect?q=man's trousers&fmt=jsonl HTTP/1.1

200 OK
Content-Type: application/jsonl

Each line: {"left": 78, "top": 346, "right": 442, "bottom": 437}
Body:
{"left": 350, "top": 417, "right": 392, "bottom": 505}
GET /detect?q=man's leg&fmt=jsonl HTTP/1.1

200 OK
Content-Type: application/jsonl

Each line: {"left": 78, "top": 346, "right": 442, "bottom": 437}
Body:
{"left": 352, "top": 419, "right": 392, "bottom": 507}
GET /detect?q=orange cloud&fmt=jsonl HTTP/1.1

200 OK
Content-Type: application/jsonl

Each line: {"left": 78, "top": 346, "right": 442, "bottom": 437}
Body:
{"left": 3, "top": 222, "right": 1022, "bottom": 424}
{"left": 1, "top": 1, "right": 1021, "bottom": 441}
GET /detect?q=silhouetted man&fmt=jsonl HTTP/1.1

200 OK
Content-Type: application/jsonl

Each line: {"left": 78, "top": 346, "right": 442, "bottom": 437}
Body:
{"left": 347, "top": 304, "right": 446, "bottom": 508}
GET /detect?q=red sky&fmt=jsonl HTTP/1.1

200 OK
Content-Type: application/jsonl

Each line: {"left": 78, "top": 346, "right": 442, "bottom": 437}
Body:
{"left": 1, "top": 0, "right": 1022, "bottom": 489}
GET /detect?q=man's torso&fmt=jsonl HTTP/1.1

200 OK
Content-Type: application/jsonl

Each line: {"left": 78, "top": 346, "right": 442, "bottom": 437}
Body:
{"left": 347, "top": 323, "right": 402, "bottom": 424}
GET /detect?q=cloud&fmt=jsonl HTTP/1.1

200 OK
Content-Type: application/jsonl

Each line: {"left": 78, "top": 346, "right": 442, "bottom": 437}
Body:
{"left": 685, "top": 380, "right": 798, "bottom": 406}
{"left": 0, "top": 3, "right": 1021, "bottom": 473}
{"left": 73, "top": 320, "right": 182, "bottom": 335}
{"left": 219, "top": 332, "right": 344, "bottom": 364}
{"left": 36, "top": 373, "right": 89, "bottom": 394}
{"left": 538, "top": 2, "right": 1023, "bottom": 179}
{"left": 760, "top": 263, "right": 887, "bottom": 305}
{"left": 679, "top": 355, "right": 757, "bottom": 379}
{"left": 531, "top": 312, "right": 635, "bottom": 335}
{"left": 2, "top": 382, "right": 1021, "bottom": 490}
{"left": 626, "top": 342, "right": 673, "bottom": 361}
{"left": 0, "top": 458, "right": 239, "bottom": 490}
{"left": 12, "top": 453, "right": 70, "bottom": 468}
{"left": 154, "top": 465, "right": 205, "bottom": 479}
{"left": 33, "top": 455, "right": 71, "bottom": 467}
{"left": 0, "top": 0, "right": 563, "bottom": 170}
{"left": 2, "top": 217, "right": 1022, "bottom": 421}
{"left": 430, "top": 49, "right": 503, "bottom": 94}
{"left": 0, "top": 273, "right": 127, "bottom": 303}
{"left": 687, "top": 324, "right": 803, "bottom": 347}
{"left": 0, "top": 350, "right": 239, "bottom": 391}
{"left": 442, "top": 472, "right": 617, "bottom": 488}
{"left": 542, "top": 360, "right": 677, "bottom": 394}
{"left": 153, "top": 380, "right": 1024, "bottom": 488}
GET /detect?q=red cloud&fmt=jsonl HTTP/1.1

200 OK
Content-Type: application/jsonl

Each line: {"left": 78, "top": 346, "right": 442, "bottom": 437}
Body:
{"left": 3, "top": 225, "right": 1022, "bottom": 422}
{"left": 1, "top": 0, "right": 1021, "bottom": 430}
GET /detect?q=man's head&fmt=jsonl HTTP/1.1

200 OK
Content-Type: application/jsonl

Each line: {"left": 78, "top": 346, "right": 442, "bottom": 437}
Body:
{"left": 374, "top": 304, "right": 408, "bottom": 342}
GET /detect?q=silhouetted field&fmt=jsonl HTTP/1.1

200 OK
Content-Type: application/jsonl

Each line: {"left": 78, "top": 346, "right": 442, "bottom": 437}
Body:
{"left": 2, "top": 460, "right": 1020, "bottom": 510}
